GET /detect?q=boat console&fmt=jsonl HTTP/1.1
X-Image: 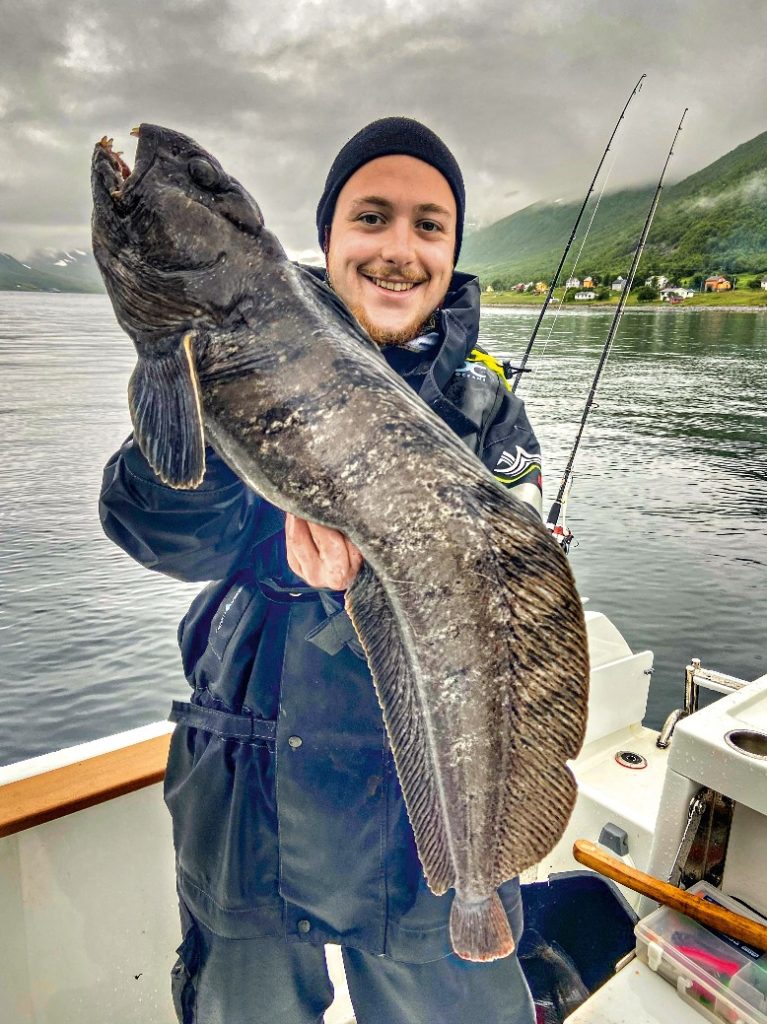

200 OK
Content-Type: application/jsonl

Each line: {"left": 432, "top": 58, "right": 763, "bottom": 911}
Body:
{"left": 566, "top": 666, "right": 767, "bottom": 1023}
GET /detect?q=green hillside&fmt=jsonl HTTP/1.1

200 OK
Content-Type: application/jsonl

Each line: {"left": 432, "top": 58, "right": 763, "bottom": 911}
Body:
{"left": 459, "top": 131, "right": 767, "bottom": 285}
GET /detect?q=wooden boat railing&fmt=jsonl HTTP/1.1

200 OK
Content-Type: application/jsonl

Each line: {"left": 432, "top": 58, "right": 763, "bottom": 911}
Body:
{"left": 0, "top": 732, "right": 170, "bottom": 838}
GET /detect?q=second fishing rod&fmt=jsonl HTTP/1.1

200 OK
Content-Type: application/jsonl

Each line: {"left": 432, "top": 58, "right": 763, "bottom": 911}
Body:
{"left": 546, "top": 108, "right": 689, "bottom": 548}
{"left": 509, "top": 73, "right": 646, "bottom": 395}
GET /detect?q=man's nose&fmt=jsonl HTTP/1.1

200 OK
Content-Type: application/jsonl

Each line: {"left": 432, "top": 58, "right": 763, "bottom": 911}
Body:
{"left": 379, "top": 218, "right": 416, "bottom": 265}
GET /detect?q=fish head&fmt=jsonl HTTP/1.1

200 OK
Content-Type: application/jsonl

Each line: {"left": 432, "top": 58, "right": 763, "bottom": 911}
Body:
{"left": 91, "top": 123, "right": 284, "bottom": 339}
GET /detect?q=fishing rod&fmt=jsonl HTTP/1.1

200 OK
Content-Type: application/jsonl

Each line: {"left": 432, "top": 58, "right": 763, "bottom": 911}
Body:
{"left": 510, "top": 73, "right": 646, "bottom": 395}
{"left": 547, "top": 108, "right": 688, "bottom": 551}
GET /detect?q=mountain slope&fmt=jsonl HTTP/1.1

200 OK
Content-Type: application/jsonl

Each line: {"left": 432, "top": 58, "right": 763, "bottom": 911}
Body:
{"left": 3, "top": 131, "right": 767, "bottom": 292}
{"left": 0, "top": 250, "right": 104, "bottom": 293}
{"left": 459, "top": 131, "right": 767, "bottom": 282}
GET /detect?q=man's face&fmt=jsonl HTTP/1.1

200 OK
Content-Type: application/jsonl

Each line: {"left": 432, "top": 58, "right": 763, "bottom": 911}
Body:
{"left": 326, "top": 154, "right": 457, "bottom": 346}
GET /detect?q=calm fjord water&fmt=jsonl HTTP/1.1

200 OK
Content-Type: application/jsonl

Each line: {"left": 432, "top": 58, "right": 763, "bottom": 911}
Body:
{"left": 1, "top": 293, "right": 765, "bottom": 766}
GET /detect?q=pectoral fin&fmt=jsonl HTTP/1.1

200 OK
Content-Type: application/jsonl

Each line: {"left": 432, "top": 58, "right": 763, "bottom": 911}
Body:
{"left": 128, "top": 331, "right": 206, "bottom": 488}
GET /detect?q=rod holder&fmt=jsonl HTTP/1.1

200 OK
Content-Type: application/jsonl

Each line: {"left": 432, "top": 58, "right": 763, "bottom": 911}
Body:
{"left": 656, "top": 659, "right": 749, "bottom": 748}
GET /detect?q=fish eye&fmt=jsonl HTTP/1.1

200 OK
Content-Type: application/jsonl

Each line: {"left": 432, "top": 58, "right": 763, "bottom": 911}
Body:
{"left": 188, "top": 156, "right": 221, "bottom": 191}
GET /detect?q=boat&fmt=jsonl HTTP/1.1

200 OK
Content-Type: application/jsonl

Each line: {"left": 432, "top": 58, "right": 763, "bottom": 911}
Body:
{"left": 2, "top": 603, "right": 766, "bottom": 1024}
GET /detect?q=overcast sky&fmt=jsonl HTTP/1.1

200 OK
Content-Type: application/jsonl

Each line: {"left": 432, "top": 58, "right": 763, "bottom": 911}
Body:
{"left": 1, "top": 0, "right": 766, "bottom": 259}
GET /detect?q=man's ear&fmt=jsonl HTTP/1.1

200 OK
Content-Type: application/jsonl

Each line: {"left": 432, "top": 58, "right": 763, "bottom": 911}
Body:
{"left": 323, "top": 225, "right": 331, "bottom": 258}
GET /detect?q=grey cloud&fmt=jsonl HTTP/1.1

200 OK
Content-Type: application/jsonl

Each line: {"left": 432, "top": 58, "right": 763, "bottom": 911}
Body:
{"left": 1, "top": 0, "right": 766, "bottom": 257}
{"left": 685, "top": 171, "right": 767, "bottom": 211}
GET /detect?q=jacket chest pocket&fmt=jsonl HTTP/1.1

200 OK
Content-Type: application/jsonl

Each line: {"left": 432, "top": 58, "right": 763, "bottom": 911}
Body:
{"left": 208, "top": 581, "right": 253, "bottom": 659}
{"left": 182, "top": 579, "right": 269, "bottom": 710}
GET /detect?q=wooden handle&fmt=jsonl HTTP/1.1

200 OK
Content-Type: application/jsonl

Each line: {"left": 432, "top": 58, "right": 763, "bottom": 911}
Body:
{"left": 573, "top": 839, "right": 767, "bottom": 952}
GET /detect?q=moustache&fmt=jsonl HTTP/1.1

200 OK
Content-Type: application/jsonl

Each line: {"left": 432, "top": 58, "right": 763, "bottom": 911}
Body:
{"left": 361, "top": 267, "right": 429, "bottom": 285}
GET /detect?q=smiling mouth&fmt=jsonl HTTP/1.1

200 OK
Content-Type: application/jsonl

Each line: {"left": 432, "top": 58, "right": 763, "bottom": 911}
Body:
{"left": 362, "top": 274, "right": 426, "bottom": 293}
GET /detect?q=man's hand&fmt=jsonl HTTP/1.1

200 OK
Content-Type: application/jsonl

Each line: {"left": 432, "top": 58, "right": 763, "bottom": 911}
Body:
{"left": 285, "top": 513, "right": 363, "bottom": 590}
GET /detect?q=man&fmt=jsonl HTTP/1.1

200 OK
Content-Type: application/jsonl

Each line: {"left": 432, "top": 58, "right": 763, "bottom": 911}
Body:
{"left": 100, "top": 117, "right": 542, "bottom": 1024}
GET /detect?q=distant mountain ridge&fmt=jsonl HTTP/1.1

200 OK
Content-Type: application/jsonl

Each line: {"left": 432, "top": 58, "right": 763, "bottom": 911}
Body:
{"left": 0, "top": 249, "right": 104, "bottom": 293}
{"left": 459, "top": 131, "right": 767, "bottom": 284}
{"left": 4, "top": 131, "right": 767, "bottom": 292}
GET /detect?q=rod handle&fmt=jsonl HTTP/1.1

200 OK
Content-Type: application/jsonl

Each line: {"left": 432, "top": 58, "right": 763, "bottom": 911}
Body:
{"left": 573, "top": 839, "right": 767, "bottom": 951}
{"left": 546, "top": 500, "right": 562, "bottom": 529}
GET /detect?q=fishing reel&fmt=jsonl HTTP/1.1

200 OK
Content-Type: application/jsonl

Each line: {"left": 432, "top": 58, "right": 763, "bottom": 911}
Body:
{"left": 548, "top": 523, "right": 575, "bottom": 555}
{"left": 546, "top": 488, "right": 575, "bottom": 555}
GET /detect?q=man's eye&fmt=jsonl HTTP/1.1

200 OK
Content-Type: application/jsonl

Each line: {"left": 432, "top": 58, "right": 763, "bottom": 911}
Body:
{"left": 358, "top": 213, "right": 383, "bottom": 225}
{"left": 419, "top": 220, "right": 442, "bottom": 233}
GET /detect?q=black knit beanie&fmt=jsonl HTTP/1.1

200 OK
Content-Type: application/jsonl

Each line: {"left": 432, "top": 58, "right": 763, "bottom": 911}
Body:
{"left": 316, "top": 117, "right": 465, "bottom": 263}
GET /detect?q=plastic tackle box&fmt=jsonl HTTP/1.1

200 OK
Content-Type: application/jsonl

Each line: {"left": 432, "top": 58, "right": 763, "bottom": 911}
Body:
{"left": 635, "top": 881, "right": 767, "bottom": 1024}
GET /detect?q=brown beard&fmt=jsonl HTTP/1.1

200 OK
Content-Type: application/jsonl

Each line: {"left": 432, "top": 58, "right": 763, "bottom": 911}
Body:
{"left": 344, "top": 268, "right": 435, "bottom": 347}
{"left": 345, "top": 300, "right": 433, "bottom": 347}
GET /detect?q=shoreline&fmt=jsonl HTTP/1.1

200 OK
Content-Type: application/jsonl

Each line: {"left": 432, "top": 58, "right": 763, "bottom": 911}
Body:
{"left": 481, "top": 300, "right": 767, "bottom": 313}
{"left": 3, "top": 289, "right": 767, "bottom": 314}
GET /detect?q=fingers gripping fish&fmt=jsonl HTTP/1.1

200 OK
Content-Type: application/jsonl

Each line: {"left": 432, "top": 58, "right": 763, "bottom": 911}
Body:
{"left": 91, "top": 125, "right": 590, "bottom": 962}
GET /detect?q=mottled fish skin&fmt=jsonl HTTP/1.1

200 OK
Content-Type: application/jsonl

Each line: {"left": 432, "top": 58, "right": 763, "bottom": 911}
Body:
{"left": 91, "top": 125, "right": 590, "bottom": 961}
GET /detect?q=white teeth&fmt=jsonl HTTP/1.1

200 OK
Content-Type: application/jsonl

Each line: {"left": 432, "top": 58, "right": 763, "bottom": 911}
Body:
{"left": 370, "top": 277, "right": 416, "bottom": 292}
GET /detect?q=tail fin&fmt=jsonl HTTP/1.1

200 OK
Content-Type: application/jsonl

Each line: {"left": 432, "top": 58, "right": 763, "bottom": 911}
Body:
{"left": 450, "top": 892, "right": 515, "bottom": 962}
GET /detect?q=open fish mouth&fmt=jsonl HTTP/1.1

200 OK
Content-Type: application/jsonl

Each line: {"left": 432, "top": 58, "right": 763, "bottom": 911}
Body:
{"left": 94, "top": 127, "right": 154, "bottom": 203}
{"left": 92, "top": 126, "right": 229, "bottom": 280}
{"left": 99, "top": 135, "right": 132, "bottom": 182}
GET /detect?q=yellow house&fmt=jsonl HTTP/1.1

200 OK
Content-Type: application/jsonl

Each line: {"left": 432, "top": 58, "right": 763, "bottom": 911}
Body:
{"left": 704, "top": 275, "right": 732, "bottom": 292}
{"left": 583, "top": 276, "right": 594, "bottom": 289}
{"left": 534, "top": 281, "right": 548, "bottom": 294}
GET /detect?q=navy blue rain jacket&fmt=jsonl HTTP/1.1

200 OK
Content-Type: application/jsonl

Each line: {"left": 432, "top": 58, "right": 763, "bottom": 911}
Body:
{"left": 99, "top": 269, "right": 543, "bottom": 962}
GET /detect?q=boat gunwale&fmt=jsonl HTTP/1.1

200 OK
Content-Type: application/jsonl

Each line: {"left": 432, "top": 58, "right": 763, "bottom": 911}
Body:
{"left": 0, "top": 732, "right": 170, "bottom": 838}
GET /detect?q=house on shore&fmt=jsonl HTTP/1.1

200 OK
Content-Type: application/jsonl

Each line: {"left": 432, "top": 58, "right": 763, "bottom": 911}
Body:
{"left": 761, "top": 276, "right": 767, "bottom": 290}
{"left": 661, "top": 287, "right": 695, "bottom": 301}
{"left": 574, "top": 291, "right": 596, "bottom": 301}
{"left": 612, "top": 276, "right": 627, "bottom": 292}
{"left": 645, "top": 275, "right": 669, "bottom": 290}
{"left": 582, "top": 276, "right": 594, "bottom": 289}
{"left": 534, "top": 281, "right": 548, "bottom": 294}
{"left": 565, "top": 277, "right": 581, "bottom": 289}
{"left": 704, "top": 275, "right": 732, "bottom": 292}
